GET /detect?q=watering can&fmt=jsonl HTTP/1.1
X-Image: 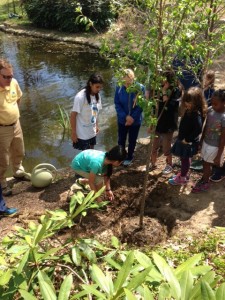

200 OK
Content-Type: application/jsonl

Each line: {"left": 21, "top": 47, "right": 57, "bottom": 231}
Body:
{"left": 30, "top": 163, "right": 57, "bottom": 188}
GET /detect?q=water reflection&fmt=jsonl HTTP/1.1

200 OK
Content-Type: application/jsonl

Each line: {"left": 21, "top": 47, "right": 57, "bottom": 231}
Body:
{"left": 0, "top": 32, "right": 147, "bottom": 172}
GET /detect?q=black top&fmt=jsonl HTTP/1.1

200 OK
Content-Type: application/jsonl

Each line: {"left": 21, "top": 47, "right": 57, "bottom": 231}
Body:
{"left": 156, "top": 88, "right": 181, "bottom": 133}
{"left": 178, "top": 110, "right": 203, "bottom": 143}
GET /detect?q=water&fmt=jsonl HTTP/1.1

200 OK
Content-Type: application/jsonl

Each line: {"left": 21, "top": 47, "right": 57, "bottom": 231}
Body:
{"left": 0, "top": 32, "right": 147, "bottom": 172}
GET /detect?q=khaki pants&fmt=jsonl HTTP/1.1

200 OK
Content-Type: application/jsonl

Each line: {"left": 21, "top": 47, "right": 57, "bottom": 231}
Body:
{"left": 0, "top": 119, "right": 25, "bottom": 186}
{"left": 152, "top": 131, "right": 173, "bottom": 157}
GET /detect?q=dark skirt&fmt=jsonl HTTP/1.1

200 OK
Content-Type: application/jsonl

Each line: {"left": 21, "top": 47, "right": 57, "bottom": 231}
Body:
{"left": 171, "top": 139, "right": 198, "bottom": 158}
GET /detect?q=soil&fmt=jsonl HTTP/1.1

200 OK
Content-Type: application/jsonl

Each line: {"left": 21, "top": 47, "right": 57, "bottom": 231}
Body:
{"left": 1, "top": 143, "right": 225, "bottom": 247}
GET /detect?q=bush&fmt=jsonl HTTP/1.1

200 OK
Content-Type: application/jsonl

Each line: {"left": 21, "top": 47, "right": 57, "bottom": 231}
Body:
{"left": 23, "top": 0, "right": 119, "bottom": 32}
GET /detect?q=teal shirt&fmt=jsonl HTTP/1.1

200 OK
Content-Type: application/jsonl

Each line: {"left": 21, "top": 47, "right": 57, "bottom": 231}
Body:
{"left": 71, "top": 150, "right": 107, "bottom": 175}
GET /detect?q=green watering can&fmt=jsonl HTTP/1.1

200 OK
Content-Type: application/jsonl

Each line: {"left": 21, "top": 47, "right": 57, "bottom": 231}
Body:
{"left": 30, "top": 163, "right": 57, "bottom": 188}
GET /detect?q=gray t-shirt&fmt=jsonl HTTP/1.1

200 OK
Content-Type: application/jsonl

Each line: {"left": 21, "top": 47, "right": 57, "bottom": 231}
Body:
{"left": 204, "top": 108, "right": 225, "bottom": 147}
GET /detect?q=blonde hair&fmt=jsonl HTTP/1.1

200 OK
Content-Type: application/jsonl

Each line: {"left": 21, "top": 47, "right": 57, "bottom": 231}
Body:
{"left": 123, "top": 69, "right": 135, "bottom": 80}
{"left": 204, "top": 70, "right": 215, "bottom": 88}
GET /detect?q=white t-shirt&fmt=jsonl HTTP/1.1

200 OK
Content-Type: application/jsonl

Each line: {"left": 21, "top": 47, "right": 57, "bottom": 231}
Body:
{"left": 72, "top": 89, "right": 102, "bottom": 140}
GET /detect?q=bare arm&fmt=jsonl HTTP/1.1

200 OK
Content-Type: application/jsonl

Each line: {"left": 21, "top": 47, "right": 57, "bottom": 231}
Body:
{"left": 214, "top": 127, "right": 225, "bottom": 166}
{"left": 104, "top": 175, "right": 114, "bottom": 201}
{"left": 70, "top": 111, "right": 78, "bottom": 143}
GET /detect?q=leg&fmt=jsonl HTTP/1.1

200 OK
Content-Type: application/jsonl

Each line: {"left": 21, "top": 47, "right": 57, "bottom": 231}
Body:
{"left": 118, "top": 123, "right": 128, "bottom": 150}
{"left": 10, "top": 120, "right": 25, "bottom": 176}
{"left": 162, "top": 132, "right": 173, "bottom": 166}
{"left": 0, "top": 126, "right": 13, "bottom": 187}
{"left": 127, "top": 125, "right": 140, "bottom": 160}
{"left": 180, "top": 157, "right": 191, "bottom": 177}
{"left": 202, "top": 161, "right": 211, "bottom": 182}
{"left": 0, "top": 185, "right": 7, "bottom": 212}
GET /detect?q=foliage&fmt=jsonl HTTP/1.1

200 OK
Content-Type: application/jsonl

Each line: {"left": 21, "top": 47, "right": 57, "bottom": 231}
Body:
{"left": 58, "top": 104, "right": 71, "bottom": 137}
{"left": 22, "top": 0, "right": 119, "bottom": 32}
{"left": 0, "top": 220, "right": 225, "bottom": 299}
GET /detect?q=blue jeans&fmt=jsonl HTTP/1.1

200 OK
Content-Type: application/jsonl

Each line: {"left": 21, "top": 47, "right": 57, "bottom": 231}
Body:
{"left": 118, "top": 123, "right": 140, "bottom": 161}
{"left": 0, "top": 185, "right": 6, "bottom": 212}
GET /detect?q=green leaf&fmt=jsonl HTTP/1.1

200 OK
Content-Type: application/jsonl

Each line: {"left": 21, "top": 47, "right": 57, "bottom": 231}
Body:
{"left": 143, "top": 285, "right": 154, "bottom": 300}
{"left": 216, "top": 283, "right": 225, "bottom": 300}
{"left": 201, "top": 281, "right": 216, "bottom": 300}
{"left": 126, "top": 267, "right": 152, "bottom": 290}
{"left": 111, "top": 236, "right": 120, "bottom": 249}
{"left": 6, "top": 245, "right": 29, "bottom": 255}
{"left": 91, "top": 264, "right": 113, "bottom": 295}
{"left": 38, "top": 271, "right": 56, "bottom": 300}
{"left": 124, "top": 288, "right": 137, "bottom": 300}
{"left": 114, "top": 251, "right": 134, "bottom": 293}
{"left": 191, "top": 266, "right": 212, "bottom": 276}
{"left": 134, "top": 250, "right": 153, "bottom": 268}
{"left": 81, "top": 284, "right": 106, "bottom": 299}
{"left": 69, "top": 195, "right": 77, "bottom": 214}
{"left": 58, "top": 274, "right": 73, "bottom": 300}
{"left": 0, "top": 269, "right": 13, "bottom": 286}
{"left": 72, "top": 247, "right": 81, "bottom": 266}
{"left": 190, "top": 271, "right": 216, "bottom": 300}
{"left": 19, "top": 289, "right": 38, "bottom": 300}
{"left": 153, "top": 252, "right": 181, "bottom": 299}
{"left": 17, "top": 250, "right": 30, "bottom": 274}
{"left": 175, "top": 253, "right": 202, "bottom": 277}
{"left": 179, "top": 270, "right": 194, "bottom": 300}
{"left": 158, "top": 283, "right": 171, "bottom": 300}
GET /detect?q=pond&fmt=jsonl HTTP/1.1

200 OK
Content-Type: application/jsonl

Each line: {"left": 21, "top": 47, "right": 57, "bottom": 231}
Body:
{"left": 0, "top": 32, "right": 147, "bottom": 172}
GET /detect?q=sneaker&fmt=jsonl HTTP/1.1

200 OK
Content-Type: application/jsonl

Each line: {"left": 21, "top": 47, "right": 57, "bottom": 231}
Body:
{"left": 0, "top": 207, "right": 18, "bottom": 217}
{"left": 162, "top": 164, "right": 173, "bottom": 175}
{"left": 75, "top": 178, "right": 91, "bottom": 191}
{"left": 192, "top": 181, "right": 210, "bottom": 193}
{"left": 123, "top": 160, "right": 133, "bottom": 167}
{"left": 168, "top": 174, "right": 188, "bottom": 185}
{"left": 2, "top": 186, "right": 12, "bottom": 196}
{"left": 210, "top": 173, "right": 225, "bottom": 183}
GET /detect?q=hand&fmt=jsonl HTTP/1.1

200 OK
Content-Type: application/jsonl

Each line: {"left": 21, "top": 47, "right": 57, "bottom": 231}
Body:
{"left": 106, "top": 190, "right": 114, "bottom": 201}
{"left": 162, "top": 81, "right": 170, "bottom": 91}
{"left": 71, "top": 132, "right": 78, "bottom": 143}
{"left": 96, "top": 126, "right": 100, "bottom": 134}
{"left": 125, "top": 115, "right": 134, "bottom": 126}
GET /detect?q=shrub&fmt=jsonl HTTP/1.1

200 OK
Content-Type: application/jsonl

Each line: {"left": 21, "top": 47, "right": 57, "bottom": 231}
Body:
{"left": 23, "top": 0, "right": 119, "bottom": 32}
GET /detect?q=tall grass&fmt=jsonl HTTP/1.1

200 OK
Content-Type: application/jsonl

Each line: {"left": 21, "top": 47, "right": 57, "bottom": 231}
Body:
{"left": 58, "top": 104, "right": 71, "bottom": 132}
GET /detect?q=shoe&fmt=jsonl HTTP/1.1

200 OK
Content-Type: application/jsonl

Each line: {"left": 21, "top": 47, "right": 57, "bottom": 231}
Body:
{"left": 190, "top": 159, "right": 203, "bottom": 171}
{"left": 0, "top": 207, "right": 18, "bottom": 217}
{"left": 192, "top": 181, "right": 210, "bottom": 193}
{"left": 168, "top": 174, "right": 188, "bottom": 185}
{"left": 2, "top": 186, "right": 12, "bottom": 196}
{"left": 162, "top": 164, "right": 173, "bottom": 175}
{"left": 123, "top": 160, "right": 133, "bottom": 167}
{"left": 210, "top": 173, "right": 225, "bottom": 182}
{"left": 75, "top": 178, "right": 91, "bottom": 191}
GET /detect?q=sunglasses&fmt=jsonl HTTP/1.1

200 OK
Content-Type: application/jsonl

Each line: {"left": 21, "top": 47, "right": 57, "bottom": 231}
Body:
{"left": 0, "top": 73, "right": 13, "bottom": 80}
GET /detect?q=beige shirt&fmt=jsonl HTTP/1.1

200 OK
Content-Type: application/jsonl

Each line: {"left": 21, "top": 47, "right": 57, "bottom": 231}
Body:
{"left": 0, "top": 78, "right": 23, "bottom": 125}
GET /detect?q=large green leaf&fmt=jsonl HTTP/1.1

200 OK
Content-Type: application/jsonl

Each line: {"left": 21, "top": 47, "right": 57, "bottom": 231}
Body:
{"left": 175, "top": 253, "right": 202, "bottom": 277}
{"left": 124, "top": 288, "right": 137, "bottom": 300}
{"left": 152, "top": 252, "right": 181, "bottom": 299}
{"left": 72, "top": 247, "right": 81, "bottom": 266}
{"left": 0, "top": 269, "right": 13, "bottom": 286}
{"left": 114, "top": 251, "right": 134, "bottom": 293}
{"left": 158, "top": 283, "right": 171, "bottom": 300}
{"left": 190, "top": 271, "right": 216, "bottom": 300}
{"left": 216, "top": 283, "right": 225, "bottom": 300}
{"left": 143, "top": 285, "right": 154, "bottom": 300}
{"left": 134, "top": 250, "right": 153, "bottom": 268}
{"left": 19, "top": 289, "right": 38, "bottom": 300}
{"left": 201, "top": 281, "right": 216, "bottom": 300}
{"left": 179, "top": 270, "right": 194, "bottom": 300}
{"left": 126, "top": 267, "right": 152, "bottom": 290}
{"left": 91, "top": 264, "right": 113, "bottom": 295}
{"left": 81, "top": 284, "right": 107, "bottom": 299}
{"left": 38, "top": 271, "right": 56, "bottom": 300}
{"left": 191, "top": 266, "right": 212, "bottom": 276}
{"left": 17, "top": 250, "right": 30, "bottom": 274}
{"left": 58, "top": 274, "right": 73, "bottom": 300}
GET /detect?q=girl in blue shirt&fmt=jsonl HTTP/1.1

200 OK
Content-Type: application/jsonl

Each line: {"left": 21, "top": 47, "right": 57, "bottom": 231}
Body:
{"left": 71, "top": 145, "right": 127, "bottom": 201}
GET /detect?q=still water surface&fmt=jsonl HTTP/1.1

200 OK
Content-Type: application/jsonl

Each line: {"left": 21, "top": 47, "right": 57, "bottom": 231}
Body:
{"left": 0, "top": 32, "right": 147, "bottom": 172}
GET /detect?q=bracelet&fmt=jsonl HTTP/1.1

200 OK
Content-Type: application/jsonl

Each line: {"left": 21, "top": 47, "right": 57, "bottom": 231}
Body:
{"left": 106, "top": 189, "right": 111, "bottom": 192}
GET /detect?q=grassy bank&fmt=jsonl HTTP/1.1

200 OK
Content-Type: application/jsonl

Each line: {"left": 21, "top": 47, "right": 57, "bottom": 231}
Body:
{"left": 0, "top": 0, "right": 30, "bottom": 25}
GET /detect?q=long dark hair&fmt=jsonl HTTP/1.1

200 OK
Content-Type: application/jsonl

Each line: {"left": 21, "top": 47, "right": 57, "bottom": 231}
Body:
{"left": 85, "top": 73, "right": 104, "bottom": 104}
{"left": 181, "top": 87, "right": 207, "bottom": 118}
{"left": 105, "top": 145, "right": 127, "bottom": 177}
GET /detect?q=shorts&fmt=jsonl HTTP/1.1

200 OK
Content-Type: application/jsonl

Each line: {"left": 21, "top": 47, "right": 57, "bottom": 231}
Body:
{"left": 74, "top": 170, "right": 104, "bottom": 185}
{"left": 201, "top": 141, "right": 224, "bottom": 166}
{"left": 73, "top": 136, "right": 96, "bottom": 151}
{"left": 152, "top": 131, "right": 173, "bottom": 157}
